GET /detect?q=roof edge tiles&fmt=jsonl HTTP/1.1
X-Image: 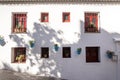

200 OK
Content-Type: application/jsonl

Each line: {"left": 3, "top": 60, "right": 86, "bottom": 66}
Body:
{"left": 0, "top": 0, "right": 120, "bottom": 4}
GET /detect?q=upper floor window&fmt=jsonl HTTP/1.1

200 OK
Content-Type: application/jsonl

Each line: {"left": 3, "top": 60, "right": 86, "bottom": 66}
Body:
{"left": 41, "top": 13, "right": 49, "bottom": 22}
{"left": 12, "top": 13, "right": 27, "bottom": 33}
{"left": 62, "top": 12, "right": 70, "bottom": 22}
{"left": 11, "top": 47, "right": 26, "bottom": 63}
{"left": 85, "top": 12, "right": 99, "bottom": 33}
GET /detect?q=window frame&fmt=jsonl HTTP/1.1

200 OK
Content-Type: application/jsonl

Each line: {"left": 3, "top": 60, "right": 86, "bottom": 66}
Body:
{"left": 84, "top": 12, "right": 100, "bottom": 33}
{"left": 62, "top": 12, "right": 70, "bottom": 22}
{"left": 11, "top": 47, "right": 26, "bottom": 63}
{"left": 41, "top": 47, "right": 49, "bottom": 58}
{"left": 12, "top": 12, "right": 27, "bottom": 33}
{"left": 62, "top": 47, "right": 71, "bottom": 58}
{"left": 86, "top": 47, "right": 100, "bottom": 63}
{"left": 41, "top": 13, "right": 49, "bottom": 22}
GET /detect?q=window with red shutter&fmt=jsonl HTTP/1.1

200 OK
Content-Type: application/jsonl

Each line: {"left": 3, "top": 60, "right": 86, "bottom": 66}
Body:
{"left": 85, "top": 12, "right": 99, "bottom": 33}
{"left": 41, "top": 13, "right": 49, "bottom": 22}
{"left": 13, "top": 13, "right": 27, "bottom": 33}
{"left": 63, "top": 12, "right": 70, "bottom": 22}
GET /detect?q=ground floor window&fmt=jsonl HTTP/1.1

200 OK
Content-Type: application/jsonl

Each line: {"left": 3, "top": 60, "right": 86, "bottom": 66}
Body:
{"left": 86, "top": 47, "right": 100, "bottom": 62}
{"left": 63, "top": 47, "right": 71, "bottom": 58}
{"left": 41, "top": 47, "right": 49, "bottom": 58}
{"left": 11, "top": 47, "right": 26, "bottom": 63}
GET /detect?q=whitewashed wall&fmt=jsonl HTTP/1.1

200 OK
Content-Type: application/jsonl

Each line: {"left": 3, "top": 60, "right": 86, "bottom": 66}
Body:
{"left": 0, "top": 3, "right": 120, "bottom": 80}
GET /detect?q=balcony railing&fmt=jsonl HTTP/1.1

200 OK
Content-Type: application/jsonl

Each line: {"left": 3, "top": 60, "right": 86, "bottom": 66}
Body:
{"left": 13, "top": 28, "right": 26, "bottom": 33}
{"left": 85, "top": 27, "right": 99, "bottom": 33}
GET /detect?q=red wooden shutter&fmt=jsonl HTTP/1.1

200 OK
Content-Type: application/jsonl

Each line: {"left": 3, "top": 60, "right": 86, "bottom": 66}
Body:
{"left": 85, "top": 13, "right": 90, "bottom": 28}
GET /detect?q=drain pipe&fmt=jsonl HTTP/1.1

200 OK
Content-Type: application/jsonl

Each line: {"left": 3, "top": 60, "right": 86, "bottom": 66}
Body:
{"left": 113, "top": 38, "right": 119, "bottom": 80}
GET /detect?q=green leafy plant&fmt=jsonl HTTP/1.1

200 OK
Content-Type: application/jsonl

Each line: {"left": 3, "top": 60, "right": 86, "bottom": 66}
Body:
{"left": 29, "top": 40, "right": 35, "bottom": 48}
{"left": 77, "top": 48, "right": 82, "bottom": 55}
{"left": 89, "top": 22, "right": 96, "bottom": 28}
{"left": 16, "top": 54, "right": 25, "bottom": 63}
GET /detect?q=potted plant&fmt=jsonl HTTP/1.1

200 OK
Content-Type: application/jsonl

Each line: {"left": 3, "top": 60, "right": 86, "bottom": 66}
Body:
{"left": 106, "top": 50, "right": 114, "bottom": 59}
{"left": 0, "top": 35, "right": 6, "bottom": 46}
{"left": 16, "top": 54, "right": 25, "bottom": 63}
{"left": 65, "top": 53, "right": 70, "bottom": 57}
{"left": 54, "top": 44, "right": 59, "bottom": 51}
{"left": 29, "top": 40, "right": 35, "bottom": 48}
{"left": 86, "top": 22, "right": 98, "bottom": 32}
{"left": 88, "top": 22, "right": 96, "bottom": 28}
{"left": 77, "top": 48, "right": 82, "bottom": 55}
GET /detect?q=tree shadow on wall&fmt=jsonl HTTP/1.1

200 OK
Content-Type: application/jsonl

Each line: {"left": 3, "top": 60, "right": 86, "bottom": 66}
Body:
{"left": 8, "top": 22, "right": 65, "bottom": 79}
{"left": 26, "top": 23, "right": 63, "bottom": 78}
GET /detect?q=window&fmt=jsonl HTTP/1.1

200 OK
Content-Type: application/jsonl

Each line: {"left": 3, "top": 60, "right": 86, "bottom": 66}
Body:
{"left": 12, "top": 13, "right": 27, "bottom": 33}
{"left": 63, "top": 47, "right": 71, "bottom": 58}
{"left": 86, "top": 47, "right": 100, "bottom": 62}
{"left": 11, "top": 47, "right": 26, "bottom": 63}
{"left": 41, "top": 13, "right": 49, "bottom": 22}
{"left": 63, "top": 12, "right": 70, "bottom": 22}
{"left": 41, "top": 47, "right": 49, "bottom": 58}
{"left": 85, "top": 12, "right": 99, "bottom": 33}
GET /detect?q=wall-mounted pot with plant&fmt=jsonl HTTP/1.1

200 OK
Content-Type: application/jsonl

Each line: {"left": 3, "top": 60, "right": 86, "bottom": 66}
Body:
{"left": 0, "top": 35, "right": 6, "bottom": 46}
{"left": 29, "top": 40, "right": 35, "bottom": 48}
{"left": 54, "top": 44, "right": 59, "bottom": 51}
{"left": 76, "top": 48, "right": 82, "bottom": 55}
{"left": 106, "top": 50, "right": 115, "bottom": 59}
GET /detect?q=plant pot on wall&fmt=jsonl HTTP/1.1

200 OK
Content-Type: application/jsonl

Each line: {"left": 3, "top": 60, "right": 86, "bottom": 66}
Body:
{"left": 106, "top": 50, "right": 114, "bottom": 59}
{"left": 54, "top": 44, "right": 59, "bottom": 51}
{"left": 77, "top": 48, "right": 82, "bottom": 55}
{"left": 29, "top": 40, "right": 35, "bottom": 48}
{"left": 0, "top": 36, "right": 6, "bottom": 46}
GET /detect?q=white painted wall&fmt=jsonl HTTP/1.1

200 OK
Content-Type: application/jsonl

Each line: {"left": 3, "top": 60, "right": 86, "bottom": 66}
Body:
{"left": 0, "top": 3, "right": 120, "bottom": 80}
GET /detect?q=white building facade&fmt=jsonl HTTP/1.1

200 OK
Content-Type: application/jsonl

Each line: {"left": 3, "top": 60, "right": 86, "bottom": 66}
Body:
{"left": 0, "top": 0, "right": 120, "bottom": 80}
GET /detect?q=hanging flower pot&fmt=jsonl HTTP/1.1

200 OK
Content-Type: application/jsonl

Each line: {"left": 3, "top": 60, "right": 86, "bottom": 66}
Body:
{"left": 0, "top": 36, "right": 6, "bottom": 46}
{"left": 106, "top": 50, "right": 114, "bottom": 59}
{"left": 54, "top": 44, "right": 59, "bottom": 51}
{"left": 29, "top": 40, "right": 35, "bottom": 48}
{"left": 77, "top": 48, "right": 82, "bottom": 55}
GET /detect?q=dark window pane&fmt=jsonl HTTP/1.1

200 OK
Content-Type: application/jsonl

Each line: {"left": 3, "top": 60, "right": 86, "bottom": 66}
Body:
{"left": 63, "top": 47, "right": 71, "bottom": 58}
{"left": 41, "top": 47, "right": 49, "bottom": 58}
{"left": 86, "top": 47, "right": 100, "bottom": 62}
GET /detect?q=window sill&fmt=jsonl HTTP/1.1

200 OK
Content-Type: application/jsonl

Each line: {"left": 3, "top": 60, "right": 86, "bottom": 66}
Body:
{"left": 86, "top": 61, "right": 100, "bottom": 63}
{"left": 12, "top": 32, "right": 27, "bottom": 34}
{"left": 12, "top": 62, "right": 26, "bottom": 64}
{"left": 84, "top": 31, "right": 100, "bottom": 33}
{"left": 84, "top": 32, "right": 101, "bottom": 34}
